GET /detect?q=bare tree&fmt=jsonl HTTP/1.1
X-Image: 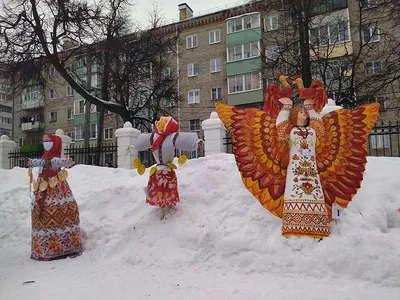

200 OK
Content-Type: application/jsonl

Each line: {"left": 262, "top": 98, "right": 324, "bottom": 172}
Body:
{"left": 0, "top": 0, "right": 179, "bottom": 125}
{"left": 257, "top": 0, "right": 400, "bottom": 109}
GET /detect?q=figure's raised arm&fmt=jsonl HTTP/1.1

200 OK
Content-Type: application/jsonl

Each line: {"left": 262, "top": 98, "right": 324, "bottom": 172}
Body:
{"left": 304, "top": 99, "right": 324, "bottom": 140}
{"left": 134, "top": 133, "right": 153, "bottom": 151}
{"left": 173, "top": 132, "right": 200, "bottom": 151}
{"left": 276, "top": 98, "right": 292, "bottom": 141}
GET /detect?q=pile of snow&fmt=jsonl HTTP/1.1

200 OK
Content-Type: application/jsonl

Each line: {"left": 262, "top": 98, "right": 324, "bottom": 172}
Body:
{"left": 1, "top": 154, "right": 400, "bottom": 299}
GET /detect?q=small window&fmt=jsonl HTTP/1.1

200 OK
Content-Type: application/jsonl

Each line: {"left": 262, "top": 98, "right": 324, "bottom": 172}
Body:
{"left": 265, "top": 46, "right": 279, "bottom": 62}
{"left": 363, "top": 28, "right": 380, "bottom": 43}
{"left": 189, "top": 119, "right": 200, "bottom": 131}
{"left": 188, "top": 90, "right": 200, "bottom": 104}
{"left": 19, "top": 137, "right": 25, "bottom": 147}
{"left": 265, "top": 16, "right": 278, "bottom": 31}
{"left": 209, "top": 30, "right": 221, "bottom": 44}
{"left": 91, "top": 74, "right": 98, "bottom": 87}
{"left": 66, "top": 131, "right": 75, "bottom": 141}
{"left": 366, "top": 61, "right": 382, "bottom": 75}
{"left": 186, "top": 35, "right": 197, "bottom": 49}
{"left": 89, "top": 123, "right": 97, "bottom": 139}
{"left": 360, "top": 0, "right": 378, "bottom": 9}
{"left": 75, "top": 126, "right": 84, "bottom": 140}
{"left": 211, "top": 88, "right": 222, "bottom": 100}
{"left": 210, "top": 58, "right": 222, "bottom": 73}
{"left": 104, "top": 128, "right": 113, "bottom": 139}
{"left": 67, "top": 84, "right": 75, "bottom": 96}
{"left": 187, "top": 63, "right": 199, "bottom": 77}
{"left": 76, "top": 56, "right": 86, "bottom": 67}
{"left": 163, "top": 67, "right": 172, "bottom": 78}
{"left": 74, "top": 100, "right": 85, "bottom": 114}
{"left": 49, "top": 88, "right": 57, "bottom": 99}
{"left": 67, "top": 108, "right": 73, "bottom": 119}
{"left": 50, "top": 112, "right": 57, "bottom": 122}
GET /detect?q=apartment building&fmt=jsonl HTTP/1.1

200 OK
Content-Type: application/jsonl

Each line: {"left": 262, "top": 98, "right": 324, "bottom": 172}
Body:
{"left": 0, "top": 64, "right": 12, "bottom": 138}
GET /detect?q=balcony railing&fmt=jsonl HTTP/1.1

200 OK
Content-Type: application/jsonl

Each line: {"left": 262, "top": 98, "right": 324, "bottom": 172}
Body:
{"left": 21, "top": 121, "right": 44, "bottom": 132}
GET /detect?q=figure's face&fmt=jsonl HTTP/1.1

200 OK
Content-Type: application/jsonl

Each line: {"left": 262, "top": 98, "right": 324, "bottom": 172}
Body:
{"left": 297, "top": 110, "right": 308, "bottom": 126}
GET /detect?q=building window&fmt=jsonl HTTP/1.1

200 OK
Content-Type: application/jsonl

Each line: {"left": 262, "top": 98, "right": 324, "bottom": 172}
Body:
{"left": 104, "top": 128, "right": 113, "bottom": 140}
{"left": 0, "top": 93, "right": 8, "bottom": 101}
{"left": 366, "top": 61, "right": 382, "bottom": 75}
{"left": 209, "top": 30, "right": 221, "bottom": 44}
{"left": 360, "top": 0, "right": 378, "bottom": 9}
{"left": 75, "top": 125, "right": 84, "bottom": 140}
{"left": 310, "top": 21, "right": 350, "bottom": 45}
{"left": 186, "top": 35, "right": 197, "bottom": 49}
{"left": 210, "top": 58, "right": 222, "bottom": 73}
{"left": 265, "top": 16, "right": 278, "bottom": 31}
{"left": 74, "top": 100, "right": 85, "bottom": 114}
{"left": 67, "top": 84, "right": 75, "bottom": 96}
{"left": 163, "top": 67, "right": 172, "bottom": 78}
{"left": 370, "top": 135, "right": 390, "bottom": 149}
{"left": 0, "top": 105, "right": 12, "bottom": 113}
{"left": 187, "top": 63, "right": 199, "bottom": 77}
{"left": 66, "top": 131, "right": 75, "bottom": 141}
{"left": 228, "top": 73, "right": 261, "bottom": 94}
{"left": 50, "top": 112, "right": 57, "bottom": 122}
{"left": 49, "top": 88, "right": 57, "bottom": 99}
{"left": 211, "top": 88, "right": 222, "bottom": 100}
{"left": 227, "top": 14, "right": 260, "bottom": 34}
{"left": 227, "top": 42, "right": 260, "bottom": 62}
{"left": 19, "top": 137, "right": 25, "bottom": 147}
{"left": 89, "top": 124, "right": 97, "bottom": 139}
{"left": 188, "top": 90, "right": 200, "bottom": 104}
{"left": 363, "top": 27, "right": 380, "bottom": 43}
{"left": 49, "top": 65, "right": 56, "bottom": 78}
{"left": 67, "top": 108, "right": 73, "bottom": 119}
{"left": 24, "top": 85, "right": 40, "bottom": 101}
{"left": 105, "top": 153, "right": 114, "bottom": 165}
{"left": 189, "top": 119, "right": 200, "bottom": 131}
{"left": 265, "top": 46, "right": 279, "bottom": 62}
{"left": 76, "top": 56, "right": 86, "bottom": 67}
{"left": 0, "top": 117, "right": 11, "bottom": 124}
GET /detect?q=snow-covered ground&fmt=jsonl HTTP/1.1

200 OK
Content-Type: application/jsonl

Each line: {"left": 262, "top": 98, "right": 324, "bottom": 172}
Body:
{"left": 1, "top": 154, "right": 400, "bottom": 299}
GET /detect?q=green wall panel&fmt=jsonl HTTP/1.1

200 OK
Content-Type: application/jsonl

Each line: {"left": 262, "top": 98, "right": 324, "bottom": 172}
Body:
{"left": 228, "top": 89, "right": 264, "bottom": 106}
{"left": 226, "top": 57, "right": 262, "bottom": 76}
{"left": 226, "top": 28, "right": 262, "bottom": 46}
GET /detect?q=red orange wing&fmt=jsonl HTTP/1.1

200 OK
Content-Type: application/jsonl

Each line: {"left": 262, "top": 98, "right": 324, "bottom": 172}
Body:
{"left": 317, "top": 103, "right": 380, "bottom": 219}
{"left": 216, "top": 103, "right": 288, "bottom": 218}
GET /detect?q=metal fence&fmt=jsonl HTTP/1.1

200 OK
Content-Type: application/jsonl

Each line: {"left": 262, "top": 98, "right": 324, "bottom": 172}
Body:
{"left": 65, "top": 143, "right": 118, "bottom": 167}
{"left": 224, "top": 121, "right": 400, "bottom": 158}
{"left": 9, "top": 149, "right": 44, "bottom": 168}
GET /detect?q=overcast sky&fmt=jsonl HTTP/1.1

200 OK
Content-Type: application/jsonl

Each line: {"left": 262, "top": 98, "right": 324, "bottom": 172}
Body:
{"left": 130, "top": 0, "right": 247, "bottom": 26}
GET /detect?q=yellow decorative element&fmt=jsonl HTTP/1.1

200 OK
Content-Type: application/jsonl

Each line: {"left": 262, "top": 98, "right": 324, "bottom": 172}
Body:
{"left": 133, "top": 158, "right": 141, "bottom": 169}
{"left": 49, "top": 176, "right": 58, "bottom": 188}
{"left": 178, "top": 155, "right": 187, "bottom": 165}
{"left": 39, "top": 180, "right": 48, "bottom": 192}
{"left": 58, "top": 169, "right": 68, "bottom": 181}
{"left": 33, "top": 180, "right": 39, "bottom": 191}
{"left": 150, "top": 167, "right": 157, "bottom": 176}
{"left": 167, "top": 163, "right": 177, "bottom": 169}
{"left": 137, "top": 164, "right": 145, "bottom": 175}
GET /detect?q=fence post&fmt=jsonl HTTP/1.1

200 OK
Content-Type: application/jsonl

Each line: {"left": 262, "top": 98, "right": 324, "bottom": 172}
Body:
{"left": 55, "top": 129, "right": 73, "bottom": 157}
{"left": 115, "top": 122, "right": 140, "bottom": 169}
{"left": 201, "top": 111, "right": 226, "bottom": 156}
{"left": 0, "top": 135, "right": 17, "bottom": 169}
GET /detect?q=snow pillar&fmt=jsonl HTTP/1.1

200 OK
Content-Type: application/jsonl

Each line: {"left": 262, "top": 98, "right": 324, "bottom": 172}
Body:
{"left": 201, "top": 111, "right": 226, "bottom": 156}
{"left": 115, "top": 122, "right": 140, "bottom": 169}
{"left": 55, "top": 129, "right": 73, "bottom": 158}
{"left": 321, "top": 98, "right": 343, "bottom": 116}
{"left": 0, "top": 135, "right": 17, "bottom": 169}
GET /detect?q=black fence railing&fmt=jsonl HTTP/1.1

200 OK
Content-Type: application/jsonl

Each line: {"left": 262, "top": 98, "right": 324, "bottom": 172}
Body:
{"left": 367, "top": 121, "right": 400, "bottom": 157}
{"left": 9, "top": 149, "right": 44, "bottom": 168}
{"left": 224, "top": 121, "right": 400, "bottom": 158}
{"left": 64, "top": 143, "right": 118, "bottom": 167}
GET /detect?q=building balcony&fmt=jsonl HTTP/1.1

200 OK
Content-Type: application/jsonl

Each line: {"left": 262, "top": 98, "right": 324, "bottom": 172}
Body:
{"left": 21, "top": 98, "right": 44, "bottom": 110}
{"left": 21, "top": 121, "right": 44, "bottom": 132}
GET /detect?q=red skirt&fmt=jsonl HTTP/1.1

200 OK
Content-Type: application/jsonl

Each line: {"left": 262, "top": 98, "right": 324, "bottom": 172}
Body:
{"left": 146, "top": 167, "right": 180, "bottom": 207}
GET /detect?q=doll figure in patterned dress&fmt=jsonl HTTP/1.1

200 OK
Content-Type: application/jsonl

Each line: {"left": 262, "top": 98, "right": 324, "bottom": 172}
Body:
{"left": 216, "top": 74, "right": 380, "bottom": 238}
{"left": 28, "top": 134, "right": 82, "bottom": 260}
